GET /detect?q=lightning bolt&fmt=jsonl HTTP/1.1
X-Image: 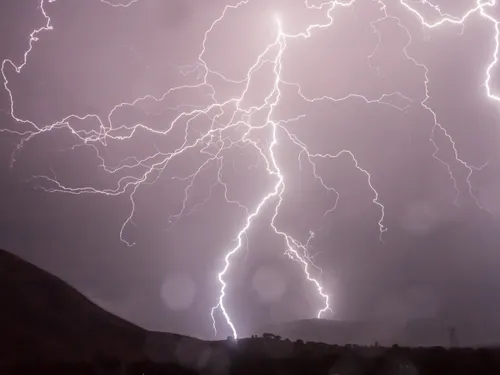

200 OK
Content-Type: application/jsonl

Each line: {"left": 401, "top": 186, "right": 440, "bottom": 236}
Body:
{"left": 1, "top": 0, "right": 498, "bottom": 339}
{"left": 393, "top": 0, "right": 496, "bottom": 208}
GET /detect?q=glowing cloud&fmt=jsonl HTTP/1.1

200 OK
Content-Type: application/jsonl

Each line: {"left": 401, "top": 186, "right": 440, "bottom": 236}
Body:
{"left": 1, "top": 0, "right": 498, "bottom": 339}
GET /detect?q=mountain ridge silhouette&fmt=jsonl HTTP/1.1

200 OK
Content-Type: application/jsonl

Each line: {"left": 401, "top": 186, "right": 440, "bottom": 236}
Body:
{"left": 0, "top": 248, "right": 152, "bottom": 362}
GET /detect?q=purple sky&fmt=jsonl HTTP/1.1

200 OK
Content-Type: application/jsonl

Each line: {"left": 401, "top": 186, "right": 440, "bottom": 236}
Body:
{"left": 1, "top": 0, "right": 500, "bottom": 340}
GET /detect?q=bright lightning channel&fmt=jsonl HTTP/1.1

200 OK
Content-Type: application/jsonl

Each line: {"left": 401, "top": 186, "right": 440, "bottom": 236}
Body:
{"left": 1, "top": 0, "right": 498, "bottom": 340}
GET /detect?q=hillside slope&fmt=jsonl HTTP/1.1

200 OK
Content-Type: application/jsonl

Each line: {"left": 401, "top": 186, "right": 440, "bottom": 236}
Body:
{"left": 0, "top": 249, "right": 147, "bottom": 362}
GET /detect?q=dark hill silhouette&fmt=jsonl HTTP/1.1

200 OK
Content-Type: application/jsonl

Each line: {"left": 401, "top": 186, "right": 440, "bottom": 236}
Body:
{"left": 254, "top": 319, "right": 385, "bottom": 346}
{"left": 254, "top": 316, "right": 500, "bottom": 348}
{"left": 0, "top": 248, "right": 218, "bottom": 370}
{"left": 0, "top": 248, "right": 147, "bottom": 362}
{"left": 254, "top": 318, "right": 451, "bottom": 347}
{"left": 6, "top": 248, "right": 500, "bottom": 375}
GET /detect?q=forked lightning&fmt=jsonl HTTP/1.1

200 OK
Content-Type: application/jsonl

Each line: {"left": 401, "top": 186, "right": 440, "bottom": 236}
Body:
{"left": 1, "top": 0, "right": 498, "bottom": 339}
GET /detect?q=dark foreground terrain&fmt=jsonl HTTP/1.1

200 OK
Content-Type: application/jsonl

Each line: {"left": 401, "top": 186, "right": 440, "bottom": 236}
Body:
{"left": 3, "top": 345, "right": 500, "bottom": 375}
{"left": 2, "top": 248, "right": 500, "bottom": 374}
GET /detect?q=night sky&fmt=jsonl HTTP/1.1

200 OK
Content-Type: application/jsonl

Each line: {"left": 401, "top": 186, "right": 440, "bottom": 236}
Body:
{"left": 1, "top": 0, "right": 500, "bottom": 341}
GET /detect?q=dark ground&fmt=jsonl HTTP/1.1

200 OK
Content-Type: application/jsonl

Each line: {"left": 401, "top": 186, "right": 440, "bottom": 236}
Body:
{"left": 3, "top": 345, "right": 500, "bottom": 375}
{"left": 1, "top": 248, "right": 500, "bottom": 374}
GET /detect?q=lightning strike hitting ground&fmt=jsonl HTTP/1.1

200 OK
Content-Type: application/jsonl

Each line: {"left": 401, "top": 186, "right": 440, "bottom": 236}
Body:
{"left": 1, "top": 0, "right": 499, "bottom": 339}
